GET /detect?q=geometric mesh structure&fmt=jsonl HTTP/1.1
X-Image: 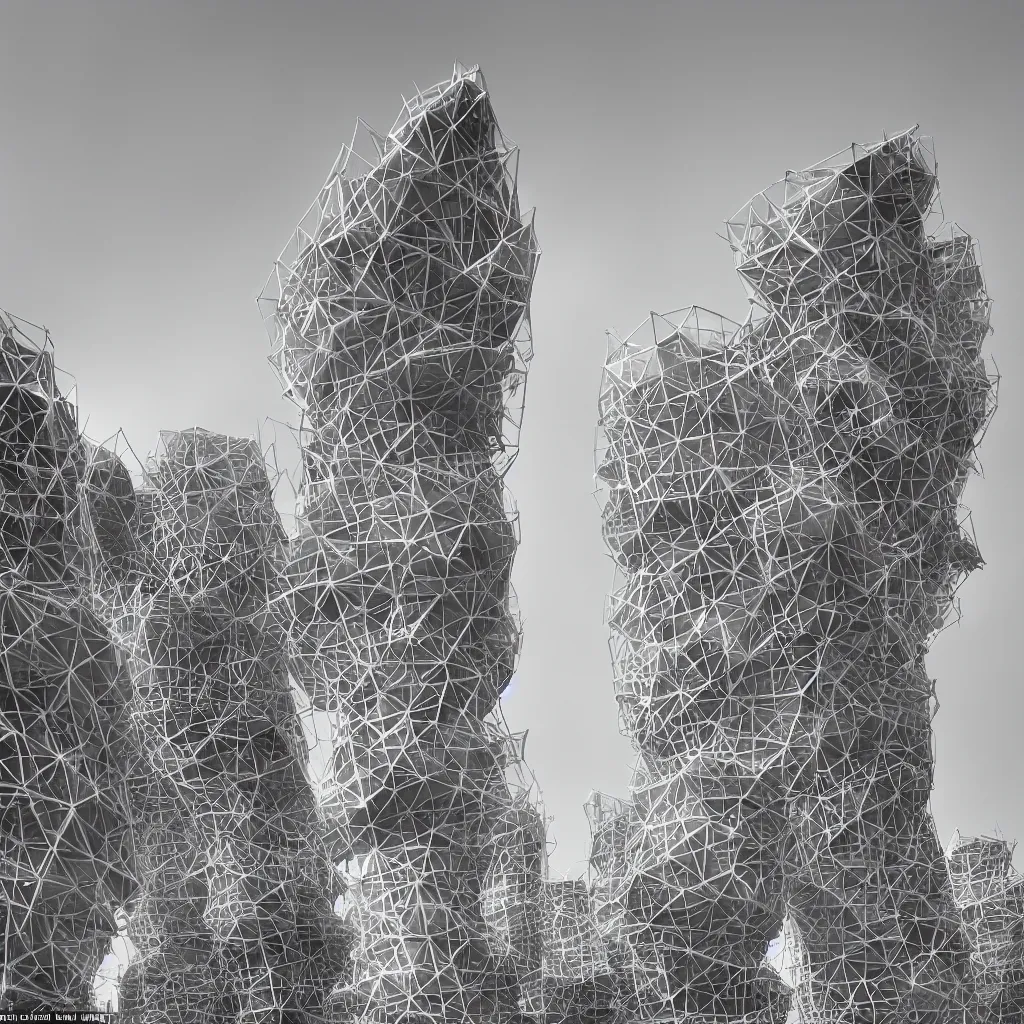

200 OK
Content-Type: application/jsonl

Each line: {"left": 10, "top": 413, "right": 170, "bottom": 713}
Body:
{"left": 594, "top": 128, "right": 997, "bottom": 1023}
{"left": 259, "top": 64, "right": 546, "bottom": 1024}
{"left": 536, "top": 878, "right": 622, "bottom": 1024}
{"left": 1, "top": 77, "right": 1013, "bottom": 1024}
{"left": 0, "top": 312, "right": 137, "bottom": 1011}
{"left": 0, "top": 311, "right": 358, "bottom": 1017}
{"left": 96, "top": 428, "right": 350, "bottom": 1024}
{"left": 948, "top": 834, "right": 1024, "bottom": 1021}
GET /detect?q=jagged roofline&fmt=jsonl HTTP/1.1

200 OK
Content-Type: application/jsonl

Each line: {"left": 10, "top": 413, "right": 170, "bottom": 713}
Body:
{"left": 724, "top": 124, "right": 934, "bottom": 233}
{"left": 257, "top": 63, "right": 534, "bottom": 316}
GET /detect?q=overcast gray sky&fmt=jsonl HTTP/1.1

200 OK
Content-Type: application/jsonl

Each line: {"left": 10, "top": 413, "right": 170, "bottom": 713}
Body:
{"left": 1, "top": 0, "right": 1022, "bottom": 877}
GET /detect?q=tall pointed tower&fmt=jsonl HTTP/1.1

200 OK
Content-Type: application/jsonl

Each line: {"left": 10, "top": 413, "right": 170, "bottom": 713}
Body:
{"left": 261, "top": 65, "right": 546, "bottom": 1024}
